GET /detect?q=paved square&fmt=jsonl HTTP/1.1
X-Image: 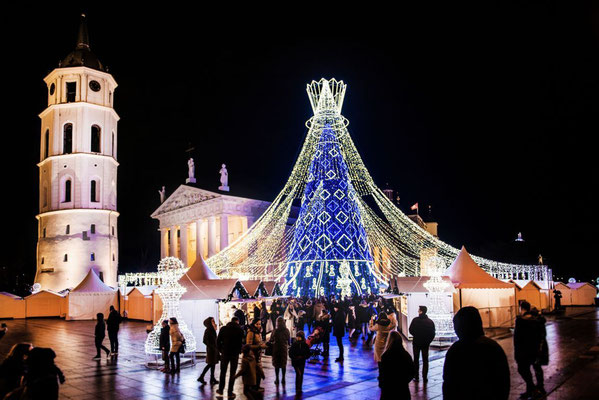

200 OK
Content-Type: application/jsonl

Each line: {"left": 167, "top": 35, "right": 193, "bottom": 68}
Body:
{"left": 1, "top": 308, "right": 598, "bottom": 399}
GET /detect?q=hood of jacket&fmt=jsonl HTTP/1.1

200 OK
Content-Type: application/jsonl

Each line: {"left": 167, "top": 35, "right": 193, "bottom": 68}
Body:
{"left": 453, "top": 306, "right": 484, "bottom": 341}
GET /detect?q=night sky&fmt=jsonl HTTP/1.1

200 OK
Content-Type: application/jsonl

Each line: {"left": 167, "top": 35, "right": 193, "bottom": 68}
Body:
{"left": 2, "top": 3, "right": 598, "bottom": 291}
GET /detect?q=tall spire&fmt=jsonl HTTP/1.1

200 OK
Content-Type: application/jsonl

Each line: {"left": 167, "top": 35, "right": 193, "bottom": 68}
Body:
{"left": 76, "top": 13, "right": 90, "bottom": 50}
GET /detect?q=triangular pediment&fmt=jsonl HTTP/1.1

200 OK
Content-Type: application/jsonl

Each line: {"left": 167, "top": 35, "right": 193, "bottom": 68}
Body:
{"left": 151, "top": 185, "right": 221, "bottom": 217}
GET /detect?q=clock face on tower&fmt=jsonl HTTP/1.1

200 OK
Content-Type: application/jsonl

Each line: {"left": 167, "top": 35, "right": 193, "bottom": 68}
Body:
{"left": 89, "top": 80, "right": 101, "bottom": 92}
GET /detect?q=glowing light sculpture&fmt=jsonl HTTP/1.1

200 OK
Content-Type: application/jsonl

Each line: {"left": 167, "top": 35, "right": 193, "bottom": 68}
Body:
{"left": 144, "top": 257, "right": 196, "bottom": 355}
{"left": 205, "top": 78, "right": 548, "bottom": 291}
{"left": 423, "top": 256, "right": 456, "bottom": 342}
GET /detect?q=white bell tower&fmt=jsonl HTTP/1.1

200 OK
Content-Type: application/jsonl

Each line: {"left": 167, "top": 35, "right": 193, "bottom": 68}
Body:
{"left": 35, "top": 14, "right": 119, "bottom": 291}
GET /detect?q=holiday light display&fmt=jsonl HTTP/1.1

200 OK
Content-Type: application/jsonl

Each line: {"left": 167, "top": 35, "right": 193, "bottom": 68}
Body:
{"left": 422, "top": 256, "right": 456, "bottom": 341}
{"left": 144, "top": 257, "right": 196, "bottom": 355}
{"left": 206, "top": 78, "right": 548, "bottom": 288}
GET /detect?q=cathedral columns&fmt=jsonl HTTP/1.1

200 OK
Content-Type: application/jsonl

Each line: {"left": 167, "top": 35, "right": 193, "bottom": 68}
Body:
{"left": 195, "top": 219, "right": 204, "bottom": 259}
{"left": 180, "top": 223, "right": 189, "bottom": 266}
{"left": 169, "top": 226, "right": 178, "bottom": 259}
{"left": 207, "top": 217, "right": 216, "bottom": 257}
{"left": 220, "top": 214, "right": 229, "bottom": 251}
{"left": 160, "top": 228, "right": 168, "bottom": 258}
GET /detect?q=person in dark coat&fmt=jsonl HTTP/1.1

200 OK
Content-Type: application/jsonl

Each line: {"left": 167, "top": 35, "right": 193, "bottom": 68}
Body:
{"left": 0, "top": 343, "right": 31, "bottom": 398}
{"left": 93, "top": 313, "right": 110, "bottom": 359}
{"left": 159, "top": 320, "right": 171, "bottom": 373}
{"left": 443, "top": 306, "right": 510, "bottom": 400}
{"left": 198, "top": 317, "right": 219, "bottom": 385}
{"left": 19, "top": 347, "right": 65, "bottom": 400}
{"left": 260, "top": 301, "right": 270, "bottom": 341}
{"left": 233, "top": 305, "right": 246, "bottom": 327}
{"left": 514, "top": 301, "right": 548, "bottom": 398}
{"left": 378, "top": 331, "right": 414, "bottom": 400}
{"left": 216, "top": 316, "right": 244, "bottom": 397}
{"left": 271, "top": 316, "right": 291, "bottom": 385}
{"left": 332, "top": 304, "right": 346, "bottom": 362}
{"left": 315, "top": 309, "right": 331, "bottom": 357}
{"left": 305, "top": 300, "right": 315, "bottom": 333}
{"left": 289, "top": 331, "right": 311, "bottom": 393}
{"left": 408, "top": 305, "right": 436, "bottom": 381}
{"left": 553, "top": 289, "right": 562, "bottom": 310}
{"left": 106, "top": 305, "right": 122, "bottom": 355}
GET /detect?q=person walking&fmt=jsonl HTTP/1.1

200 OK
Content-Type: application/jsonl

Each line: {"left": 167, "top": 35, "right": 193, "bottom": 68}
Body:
{"left": 332, "top": 304, "right": 346, "bottom": 362}
{"left": 378, "top": 331, "right": 414, "bottom": 400}
{"left": 315, "top": 309, "right": 331, "bottom": 357}
{"left": 408, "top": 305, "right": 436, "bottom": 382}
{"left": 514, "top": 301, "right": 548, "bottom": 398}
{"left": 106, "top": 305, "right": 122, "bottom": 355}
{"left": 168, "top": 317, "right": 185, "bottom": 374}
{"left": 234, "top": 345, "right": 261, "bottom": 400}
{"left": 159, "top": 320, "right": 171, "bottom": 373}
{"left": 369, "top": 312, "right": 393, "bottom": 363}
{"left": 284, "top": 303, "right": 298, "bottom": 339}
{"left": 0, "top": 343, "right": 31, "bottom": 398}
{"left": 216, "top": 316, "right": 244, "bottom": 398}
{"left": 442, "top": 306, "right": 510, "bottom": 400}
{"left": 305, "top": 300, "right": 314, "bottom": 333}
{"left": 289, "top": 331, "right": 311, "bottom": 394}
{"left": 198, "top": 317, "right": 219, "bottom": 385}
{"left": 260, "top": 301, "right": 270, "bottom": 341}
{"left": 271, "top": 316, "right": 291, "bottom": 385}
{"left": 246, "top": 319, "right": 266, "bottom": 390}
{"left": 93, "top": 313, "right": 111, "bottom": 359}
{"left": 356, "top": 300, "right": 369, "bottom": 339}
{"left": 365, "top": 302, "right": 378, "bottom": 345}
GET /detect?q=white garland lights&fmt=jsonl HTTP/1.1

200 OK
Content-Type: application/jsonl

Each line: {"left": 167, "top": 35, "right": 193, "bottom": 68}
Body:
{"left": 205, "top": 78, "right": 549, "bottom": 288}
{"left": 423, "top": 256, "right": 456, "bottom": 340}
{"left": 144, "top": 257, "right": 196, "bottom": 355}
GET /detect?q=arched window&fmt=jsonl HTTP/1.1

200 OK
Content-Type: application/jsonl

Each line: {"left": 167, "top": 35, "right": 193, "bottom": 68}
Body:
{"left": 91, "top": 253, "right": 95, "bottom": 261}
{"left": 91, "top": 125, "right": 101, "bottom": 153}
{"left": 63, "top": 179, "right": 72, "bottom": 203}
{"left": 44, "top": 129, "right": 49, "bottom": 159}
{"left": 63, "top": 124, "right": 73, "bottom": 154}
{"left": 90, "top": 180, "right": 98, "bottom": 202}
{"left": 111, "top": 132, "right": 115, "bottom": 157}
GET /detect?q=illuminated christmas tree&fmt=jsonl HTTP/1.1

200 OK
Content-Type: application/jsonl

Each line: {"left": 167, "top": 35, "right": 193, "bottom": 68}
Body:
{"left": 285, "top": 119, "right": 379, "bottom": 297}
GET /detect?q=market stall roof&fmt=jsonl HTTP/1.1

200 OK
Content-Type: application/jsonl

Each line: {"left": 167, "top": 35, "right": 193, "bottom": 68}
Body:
{"left": 392, "top": 276, "right": 454, "bottom": 293}
{"left": 180, "top": 278, "right": 239, "bottom": 301}
{"left": 447, "top": 247, "right": 515, "bottom": 289}
{"left": 71, "top": 269, "right": 116, "bottom": 293}
{"left": 262, "top": 281, "right": 282, "bottom": 297}
{"left": 24, "top": 289, "right": 66, "bottom": 299}
{"left": 240, "top": 280, "right": 261, "bottom": 297}
{"left": 186, "top": 255, "right": 218, "bottom": 280}
{"left": 567, "top": 282, "right": 598, "bottom": 291}
{"left": 130, "top": 286, "right": 156, "bottom": 297}
{"left": 0, "top": 292, "right": 22, "bottom": 299}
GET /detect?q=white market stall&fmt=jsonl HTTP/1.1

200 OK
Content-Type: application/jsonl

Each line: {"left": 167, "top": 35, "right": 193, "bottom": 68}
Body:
{"left": 178, "top": 255, "right": 238, "bottom": 352}
{"left": 0, "top": 292, "right": 26, "bottom": 319}
{"left": 66, "top": 269, "right": 118, "bottom": 320}
{"left": 506, "top": 280, "right": 548, "bottom": 312}
{"left": 447, "top": 247, "right": 517, "bottom": 328}
{"left": 390, "top": 276, "right": 454, "bottom": 339}
{"left": 567, "top": 282, "right": 598, "bottom": 305}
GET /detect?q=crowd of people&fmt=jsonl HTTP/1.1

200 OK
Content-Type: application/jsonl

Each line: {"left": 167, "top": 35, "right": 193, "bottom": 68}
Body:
{"left": 0, "top": 293, "right": 549, "bottom": 400}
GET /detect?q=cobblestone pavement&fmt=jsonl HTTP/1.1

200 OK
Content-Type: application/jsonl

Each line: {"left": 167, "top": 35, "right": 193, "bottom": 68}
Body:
{"left": 1, "top": 307, "right": 597, "bottom": 399}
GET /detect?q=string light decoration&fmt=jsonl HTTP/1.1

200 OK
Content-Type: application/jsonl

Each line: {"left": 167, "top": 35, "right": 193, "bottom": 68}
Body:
{"left": 205, "top": 78, "right": 548, "bottom": 290}
{"left": 422, "top": 256, "right": 456, "bottom": 340}
{"left": 144, "top": 257, "right": 196, "bottom": 355}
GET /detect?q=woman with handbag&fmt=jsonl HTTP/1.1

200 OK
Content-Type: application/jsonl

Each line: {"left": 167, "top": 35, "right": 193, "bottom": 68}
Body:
{"left": 198, "top": 317, "right": 219, "bottom": 385}
{"left": 169, "top": 317, "right": 184, "bottom": 374}
{"left": 271, "top": 316, "right": 290, "bottom": 385}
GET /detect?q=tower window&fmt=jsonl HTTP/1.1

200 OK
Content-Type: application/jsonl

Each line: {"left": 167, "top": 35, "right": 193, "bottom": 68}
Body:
{"left": 44, "top": 129, "right": 49, "bottom": 159}
{"left": 66, "top": 82, "right": 76, "bottom": 102}
{"left": 91, "top": 253, "right": 95, "bottom": 261}
{"left": 42, "top": 227, "right": 46, "bottom": 238}
{"left": 41, "top": 257, "right": 44, "bottom": 265}
{"left": 66, "top": 225, "right": 70, "bottom": 234}
{"left": 63, "top": 254, "right": 68, "bottom": 262}
{"left": 112, "top": 226, "right": 115, "bottom": 236}
{"left": 43, "top": 186, "right": 48, "bottom": 208}
{"left": 63, "top": 124, "right": 73, "bottom": 154}
{"left": 112, "top": 254, "right": 115, "bottom": 261}
{"left": 91, "top": 224, "right": 96, "bottom": 234}
{"left": 111, "top": 132, "right": 115, "bottom": 158}
{"left": 91, "top": 125, "right": 101, "bottom": 153}
{"left": 63, "top": 179, "right": 72, "bottom": 203}
{"left": 90, "top": 180, "right": 98, "bottom": 202}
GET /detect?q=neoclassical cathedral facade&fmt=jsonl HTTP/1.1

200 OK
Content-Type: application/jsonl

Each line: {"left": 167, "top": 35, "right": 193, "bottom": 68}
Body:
{"left": 35, "top": 15, "right": 119, "bottom": 291}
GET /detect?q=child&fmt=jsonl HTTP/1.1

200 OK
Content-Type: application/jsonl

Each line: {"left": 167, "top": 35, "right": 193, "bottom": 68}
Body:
{"left": 234, "top": 344, "right": 262, "bottom": 400}
{"left": 289, "top": 331, "right": 311, "bottom": 393}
